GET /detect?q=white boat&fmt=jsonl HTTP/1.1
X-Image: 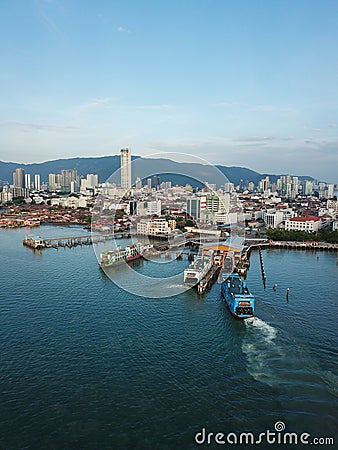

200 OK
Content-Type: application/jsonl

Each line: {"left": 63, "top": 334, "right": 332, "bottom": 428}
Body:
{"left": 184, "top": 253, "right": 213, "bottom": 286}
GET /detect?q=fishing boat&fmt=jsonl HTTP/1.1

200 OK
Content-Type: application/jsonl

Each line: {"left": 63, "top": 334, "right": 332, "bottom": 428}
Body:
{"left": 99, "top": 243, "right": 143, "bottom": 268}
{"left": 221, "top": 273, "right": 254, "bottom": 318}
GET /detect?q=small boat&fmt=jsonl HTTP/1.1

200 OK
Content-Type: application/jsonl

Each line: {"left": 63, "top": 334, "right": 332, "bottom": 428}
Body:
{"left": 221, "top": 273, "right": 254, "bottom": 318}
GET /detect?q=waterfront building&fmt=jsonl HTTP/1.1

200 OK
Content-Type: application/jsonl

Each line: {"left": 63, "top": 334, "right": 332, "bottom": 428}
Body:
{"left": 34, "top": 174, "right": 41, "bottom": 191}
{"left": 13, "top": 168, "right": 25, "bottom": 188}
{"left": 136, "top": 217, "right": 172, "bottom": 236}
{"left": 136, "top": 219, "right": 149, "bottom": 235}
{"left": 285, "top": 216, "right": 321, "bottom": 233}
{"left": 120, "top": 148, "right": 131, "bottom": 189}
{"left": 147, "top": 178, "right": 152, "bottom": 189}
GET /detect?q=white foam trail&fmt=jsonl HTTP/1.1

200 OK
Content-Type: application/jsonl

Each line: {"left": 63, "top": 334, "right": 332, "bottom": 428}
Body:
{"left": 242, "top": 316, "right": 283, "bottom": 386}
{"left": 244, "top": 316, "right": 277, "bottom": 343}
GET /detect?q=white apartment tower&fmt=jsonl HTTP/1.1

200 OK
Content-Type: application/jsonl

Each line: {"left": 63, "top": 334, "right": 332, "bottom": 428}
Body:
{"left": 34, "top": 174, "right": 41, "bottom": 191}
{"left": 120, "top": 147, "right": 131, "bottom": 189}
{"left": 25, "top": 173, "right": 31, "bottom": 189}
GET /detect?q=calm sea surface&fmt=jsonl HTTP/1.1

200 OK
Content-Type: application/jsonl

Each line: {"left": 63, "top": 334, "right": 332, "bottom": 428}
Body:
{"left": 0, "top": 225, "right": 337, "bottom": 449}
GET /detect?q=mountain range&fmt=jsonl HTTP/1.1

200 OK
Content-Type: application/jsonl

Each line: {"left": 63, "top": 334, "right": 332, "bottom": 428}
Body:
{"left": 0, "top": 156, "right": 315, "bottom": 188}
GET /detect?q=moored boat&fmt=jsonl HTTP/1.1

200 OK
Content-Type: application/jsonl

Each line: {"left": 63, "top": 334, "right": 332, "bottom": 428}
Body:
{"left": 99, "top": 243, "right": 143, "bottom": 268}
{"left": 221, "top": 273, "right": 254, "bottom": 318}
{"left": 184, "top": 252, "right": 213, "bottom": 286}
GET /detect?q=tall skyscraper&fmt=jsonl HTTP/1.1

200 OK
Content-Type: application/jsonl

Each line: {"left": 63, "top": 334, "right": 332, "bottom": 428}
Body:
{"left": 120, "top": 147, "right": 131, "bottom": 189}
{"left": 13, "top": 168, "right": 25, "bottom": 188}
{"left": 34, "top": 174, "right": 41, "bottom": 191}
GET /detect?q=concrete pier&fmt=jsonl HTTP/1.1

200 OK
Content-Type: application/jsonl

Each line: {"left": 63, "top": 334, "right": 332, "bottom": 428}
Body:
{"left": 23, "top": 233, "right": 124, "bottom": 250}
{"left": 197, "top": 265, "right": 221, "bottom": 295}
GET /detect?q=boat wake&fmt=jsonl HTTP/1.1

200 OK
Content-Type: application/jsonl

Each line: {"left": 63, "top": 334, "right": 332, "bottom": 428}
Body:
{"left": 242, "top": 317, "right": 285, "bottom": 386}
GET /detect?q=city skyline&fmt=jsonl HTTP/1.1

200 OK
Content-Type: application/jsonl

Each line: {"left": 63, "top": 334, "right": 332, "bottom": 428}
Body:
{"left": 1, "top": 0, "right": 338, "bottom": 182}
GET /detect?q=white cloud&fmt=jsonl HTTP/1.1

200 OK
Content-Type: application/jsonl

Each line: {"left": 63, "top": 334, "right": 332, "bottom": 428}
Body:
{"left": 251, "top": 105, "right": 297, "bottom": 114}
{"left": 76, "top": 97, "right": 113, "bottom": 111}
{"left": 0, "top": 120, "right": 82, "bottom": 132}
{"left": 117, "top": 26, "right": 130, "bottom": 33}
{"left": 135, "top": 104, "right": 173, "bottom": 110}
{"left": 212, "top": 101, "right": 244, "bottom": 107}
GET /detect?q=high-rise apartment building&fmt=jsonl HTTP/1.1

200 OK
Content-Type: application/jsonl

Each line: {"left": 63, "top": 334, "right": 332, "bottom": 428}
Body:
{"left": 186, "top": 196, "right": 206, "bottom": 221}
{"left": 61, "top": 169, "right": 77, "bottom": 192}
{"left": 135, "top": 177, "right": 142, "bottom": 189}
{"left": 327, "top": 184, "right": 334, "bottom": 199}
{"left": 13, "top": 168, "right": 25, "bottom": 188}
{"left": 25, "top": 173, "right": 31, "bottom": 189}
{"left": 120, "top": 147, "right": 131, "bottom": 189}
{"left": 48, "top": 173, "right": 62, "bottom": 191}
{"left": 34, "top": 174, "right": 41, "bottom": 191}
{"left": 305, "top": 180, "right": 313, "bottom": 196}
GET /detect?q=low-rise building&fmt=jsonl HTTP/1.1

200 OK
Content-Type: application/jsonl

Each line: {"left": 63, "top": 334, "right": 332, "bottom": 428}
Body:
{"left": 136, "top": 218, "right": 172, "bottom": 236}
{"left": 284, "top": 216, "right": 321, "bottom": 233}
{"left": 264, "top": 208, "right": 295, "bottom": 229}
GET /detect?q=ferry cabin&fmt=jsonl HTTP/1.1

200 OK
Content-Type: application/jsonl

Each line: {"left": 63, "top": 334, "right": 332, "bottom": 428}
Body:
{"left": 221, "top": 274, "right": 254, "bottom": 318}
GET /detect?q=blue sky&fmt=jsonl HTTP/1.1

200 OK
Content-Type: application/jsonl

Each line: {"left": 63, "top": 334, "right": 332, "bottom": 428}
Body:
{"left": 0, "top": 0, "right": 338, "bottom": 182}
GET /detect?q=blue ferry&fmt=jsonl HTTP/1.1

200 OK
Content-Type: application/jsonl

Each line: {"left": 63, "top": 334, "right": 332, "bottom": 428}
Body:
{"left": 221, "top": 273, "right": 254, "bottom": 319}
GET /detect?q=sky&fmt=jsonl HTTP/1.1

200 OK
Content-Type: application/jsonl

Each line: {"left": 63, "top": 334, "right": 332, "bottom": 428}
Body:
{"left": 0, "top": 0, "right": 338, "bottom": 182}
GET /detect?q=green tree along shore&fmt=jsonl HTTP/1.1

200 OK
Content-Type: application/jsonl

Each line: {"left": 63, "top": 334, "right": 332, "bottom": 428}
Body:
{"left": 267, "top": 229, "right": 338, "bottom": 244}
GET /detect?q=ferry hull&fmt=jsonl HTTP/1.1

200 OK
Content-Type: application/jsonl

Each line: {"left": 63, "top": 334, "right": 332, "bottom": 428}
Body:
{"left": 221, "top": 274, "right": 254, "bottom": 319}
{"left": 100, "top": 253, "right": 142, "bottom": 268}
